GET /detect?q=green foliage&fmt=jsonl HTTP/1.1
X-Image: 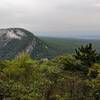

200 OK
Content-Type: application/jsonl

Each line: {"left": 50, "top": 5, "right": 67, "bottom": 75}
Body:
{"left": 40, "top": 37, "right": 100, "bottom": 55}
{"left": 0, "top": 46, "right": 100, "bottom": 100}
{"left": 55, "top": 54, "right": 88, "bottom": 75}
{"left": 74, "top": 43, "right": 99, "bottom": 66}
{"left": 88, "top": 68, "right": 98, "bottom": 79}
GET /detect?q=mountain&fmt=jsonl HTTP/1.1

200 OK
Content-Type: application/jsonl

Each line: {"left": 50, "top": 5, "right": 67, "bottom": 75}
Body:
{"left": 0, "top": 28, "right": 54, "bottom": 59}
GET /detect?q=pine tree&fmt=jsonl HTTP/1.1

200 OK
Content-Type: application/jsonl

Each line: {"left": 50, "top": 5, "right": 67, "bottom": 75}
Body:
{"left": 74, "top": 43, "right": 99, "bottom": 66}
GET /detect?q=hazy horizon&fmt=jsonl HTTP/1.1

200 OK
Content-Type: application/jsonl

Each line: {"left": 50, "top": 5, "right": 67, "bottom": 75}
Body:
{"left": 0, "top": 0, "right": 100, "bottom": 37}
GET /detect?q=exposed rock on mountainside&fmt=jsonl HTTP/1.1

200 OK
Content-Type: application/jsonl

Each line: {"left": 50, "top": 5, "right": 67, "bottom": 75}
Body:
{"left": 0, "top": 28, "right": 53, "bottom": 59}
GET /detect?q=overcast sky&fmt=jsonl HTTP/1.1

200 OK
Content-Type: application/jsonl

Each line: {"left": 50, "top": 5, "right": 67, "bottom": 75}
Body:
{"left": 0, "top": 0, "right": 100, "bottom": 37}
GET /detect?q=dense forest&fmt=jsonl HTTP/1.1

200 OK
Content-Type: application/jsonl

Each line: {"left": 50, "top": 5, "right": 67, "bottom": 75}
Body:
{"left": 40, "top": 37, "right": 100, "bottom": 54}
{"left": 0, "top": 44, "right": 100, "bottom": 100}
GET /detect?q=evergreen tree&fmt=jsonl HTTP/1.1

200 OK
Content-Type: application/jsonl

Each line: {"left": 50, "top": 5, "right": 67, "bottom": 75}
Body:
{"left": 74, "top": 43, "right": 99, "bottom": 66}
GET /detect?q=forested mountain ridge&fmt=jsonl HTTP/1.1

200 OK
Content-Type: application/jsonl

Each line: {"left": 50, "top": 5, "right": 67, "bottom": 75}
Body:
{"left": 0, "top": 28, "right": 55, "bottom": 59}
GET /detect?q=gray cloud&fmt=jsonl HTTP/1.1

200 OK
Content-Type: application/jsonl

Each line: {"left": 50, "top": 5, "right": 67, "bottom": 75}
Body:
{"left": 0, "top": 0, "right": 100, "bottom": 37}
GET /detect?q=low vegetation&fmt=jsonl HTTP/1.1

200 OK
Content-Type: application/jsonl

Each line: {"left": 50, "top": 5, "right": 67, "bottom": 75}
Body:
{"left": 0, "top": 44, "right": 100, "bottom": 100}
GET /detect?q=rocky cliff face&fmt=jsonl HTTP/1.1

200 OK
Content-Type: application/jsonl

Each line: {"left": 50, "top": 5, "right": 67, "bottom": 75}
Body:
{"left": 0, "top": 28, "right": 51, "bottom": 59}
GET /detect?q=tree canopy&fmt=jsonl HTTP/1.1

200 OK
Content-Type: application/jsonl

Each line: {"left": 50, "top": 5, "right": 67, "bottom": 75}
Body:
{"left": 0, "top": 44, "right": 100, "bottom": 100}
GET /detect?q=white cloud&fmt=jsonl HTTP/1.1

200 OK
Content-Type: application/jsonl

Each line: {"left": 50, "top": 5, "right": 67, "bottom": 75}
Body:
{"left": 0, "top": 0, "right": 99, "bottom": 37}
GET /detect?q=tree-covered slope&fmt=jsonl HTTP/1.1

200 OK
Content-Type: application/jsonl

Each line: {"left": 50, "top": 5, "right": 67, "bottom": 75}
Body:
{"left": 0, "top": 28, "right": 54, "bottom": 59}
